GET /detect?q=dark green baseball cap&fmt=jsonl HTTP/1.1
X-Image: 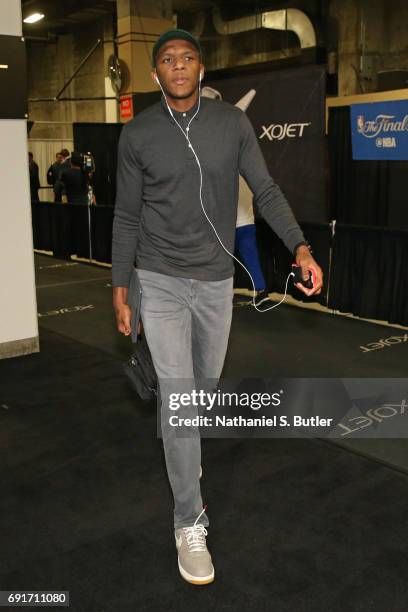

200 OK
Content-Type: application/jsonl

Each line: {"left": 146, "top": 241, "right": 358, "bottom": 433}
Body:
{"left": 152, "top": 28, "right": 202, "bottom": 67}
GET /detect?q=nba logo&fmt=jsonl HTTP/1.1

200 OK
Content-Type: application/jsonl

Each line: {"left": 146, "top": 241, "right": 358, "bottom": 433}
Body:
{"left": 357, "top": 115, "right": 365, "bottom": 133}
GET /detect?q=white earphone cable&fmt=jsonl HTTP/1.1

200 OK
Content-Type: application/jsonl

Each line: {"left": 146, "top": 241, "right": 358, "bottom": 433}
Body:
{"left": 155, "top": 74, "right": 294, "bottom": 312}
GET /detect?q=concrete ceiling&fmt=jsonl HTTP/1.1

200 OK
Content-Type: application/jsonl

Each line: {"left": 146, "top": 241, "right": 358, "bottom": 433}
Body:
{"left": 22, "top": 0, "right": 117, "bottom": 34}
{"left": 21, "top": 0, "right": 294, "bottom": 34}
{"left": 174, "top": 0, "right": 283, "bottom": 11}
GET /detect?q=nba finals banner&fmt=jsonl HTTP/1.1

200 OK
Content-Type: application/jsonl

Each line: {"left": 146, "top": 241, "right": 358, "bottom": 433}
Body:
{"left": 351, "top": 100, "right": 408, "bottom": 160}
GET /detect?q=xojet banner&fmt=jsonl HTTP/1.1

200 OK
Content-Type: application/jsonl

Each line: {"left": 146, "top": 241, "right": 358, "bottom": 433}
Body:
{"left": 205, "top": 65, "right": 326, "bottom": 223}
{"left": 156, "top": 378, "right": 408, "bottom": 439}
{"left": 133, "top": 66, "right": 326, "bottom": 223}
{"left": 351, "top": 100, "right": 408, "bottom": 160}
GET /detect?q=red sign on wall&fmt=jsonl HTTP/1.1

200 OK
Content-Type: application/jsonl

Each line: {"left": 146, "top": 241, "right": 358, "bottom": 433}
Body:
{"left": 120, "top": 96, "right": 133, "bottom": 120}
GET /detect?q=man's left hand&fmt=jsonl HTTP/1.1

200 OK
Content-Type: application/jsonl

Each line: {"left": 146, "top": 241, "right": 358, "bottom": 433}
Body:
{"left": 295, "top": 245, "right": 323, "bottom": 296}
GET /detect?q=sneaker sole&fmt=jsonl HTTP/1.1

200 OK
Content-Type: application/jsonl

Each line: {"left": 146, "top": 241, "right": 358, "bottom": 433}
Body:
{"left": 178, "top": 558, "right": 214, "bottom": 585}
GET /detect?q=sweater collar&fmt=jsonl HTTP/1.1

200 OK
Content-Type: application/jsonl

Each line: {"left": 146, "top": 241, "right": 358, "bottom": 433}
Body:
{"left": 160, "top": 95, "right": 201, "bottom": 120}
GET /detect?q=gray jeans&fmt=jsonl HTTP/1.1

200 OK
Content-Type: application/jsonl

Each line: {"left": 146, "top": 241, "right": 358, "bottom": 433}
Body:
{"left": 135, "top": 269, "right": 234, "bottom": 529}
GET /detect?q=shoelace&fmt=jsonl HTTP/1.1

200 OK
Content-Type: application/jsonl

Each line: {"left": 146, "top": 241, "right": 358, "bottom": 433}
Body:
{"left": 182, "top": 507, "right": 208, "bottom": 552}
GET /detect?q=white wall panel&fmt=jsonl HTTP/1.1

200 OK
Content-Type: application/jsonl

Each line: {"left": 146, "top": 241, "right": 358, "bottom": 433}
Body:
{"left": 0, "top": 120, "right": 38, "bottom": 348}
{"left": 0, "top": 0, "right": 38, "bottom": 357}
{"left": 0, "top": 1, "right": 22, "bottom": 36}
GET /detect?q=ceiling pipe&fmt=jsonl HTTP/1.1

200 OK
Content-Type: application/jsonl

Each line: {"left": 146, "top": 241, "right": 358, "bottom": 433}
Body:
{"left": 55, "top": 38, "right": 102, "bottom": 99}
{"left": 24, "top": 34, "right": 57, "bottom": 43}
{"left": 190, "top": 11, "right": 206, "bottom": 39}
{"left": 212, "top": 7, "right": 316, "bottom": 50}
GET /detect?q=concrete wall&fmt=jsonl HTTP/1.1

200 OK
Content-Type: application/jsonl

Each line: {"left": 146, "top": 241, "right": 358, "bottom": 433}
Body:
{"left": 28, "top": 17, "right": 112, "bottom": 142}
{"left": 330, "top": 0, "right": 408, "bottom": 95}
{"left": 0, "top": 1, "right": 39, "bottom": 359}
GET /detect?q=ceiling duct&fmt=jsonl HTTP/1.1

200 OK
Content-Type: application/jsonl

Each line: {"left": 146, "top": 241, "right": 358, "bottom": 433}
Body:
{"left": 212, "top": 7, "right": 316, "bottom": 50}
{"left": 190, "top": 11, "right": 206, "bottom": 39}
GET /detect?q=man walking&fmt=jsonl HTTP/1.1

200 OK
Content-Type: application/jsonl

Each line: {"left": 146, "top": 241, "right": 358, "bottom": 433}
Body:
{"left": 112, "top": 29, "right": 322, "bottom": 585}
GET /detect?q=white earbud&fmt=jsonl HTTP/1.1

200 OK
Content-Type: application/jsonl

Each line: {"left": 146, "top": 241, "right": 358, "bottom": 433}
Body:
{"left": 199, "top": 72, "right": 203, "bottom": 82}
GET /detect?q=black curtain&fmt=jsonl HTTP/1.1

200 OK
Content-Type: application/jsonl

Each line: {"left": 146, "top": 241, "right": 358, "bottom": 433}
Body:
{"left": 91, "top": 205, "right": 114, "bottom": 263}
{"left": 328, "top": 106, "right": 408, "bottom": 227}
{"left": 32, "top": 203, "right": 114, "bottom": 264}
{"left": 73, "top": 123, "right": 123, "bottom": 207}
{"left": 31, "top": 202, "right": 53, "bottom": 252}
{"left": 328, "top": 224, "right": 408, "bottom": 326}
{"left": 132, "top": 91, "right": 161, "bottom": 114}
{"left": 72, "top": 205, "right": 91, "bottom": 259}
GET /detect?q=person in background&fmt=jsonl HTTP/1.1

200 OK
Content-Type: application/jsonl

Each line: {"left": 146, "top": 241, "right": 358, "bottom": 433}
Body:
{"left": 46, "top": 151, "right": 63, "bottom": 202}
{"left": 60, "top": 151, "right": 89, "bottom": 205}
{"left": 28, "top": 152, "right": 40, "bottom": 202}
{"left": 54, "top": 149, "right": 71, "bottom": 201}
{"left": 60, "top": 148, "right": 71, "bottom": 169}
{"left": 235, "top": 174, "right": 268, "bottom": 304}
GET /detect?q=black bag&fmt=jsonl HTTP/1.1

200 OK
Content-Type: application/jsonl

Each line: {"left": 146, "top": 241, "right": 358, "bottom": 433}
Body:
{"left": 122, "top": 267, "right": 158, "bottom": 400}
{"left": 123, "top": 334, "right": 157, "bottom": 401}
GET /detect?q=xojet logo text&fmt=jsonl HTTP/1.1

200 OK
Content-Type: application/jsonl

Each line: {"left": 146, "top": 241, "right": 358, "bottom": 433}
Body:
{"left": 38, "top": 304, "right": 95, "bottom": 318}
{"left": 360, "top": 333, "right": 408, "bottom": 353}
{"left": 259, "top": 122, "right": 311, "bottom": 141}
{"left": 337, "top": 399, "right": 408, "bottom": 437}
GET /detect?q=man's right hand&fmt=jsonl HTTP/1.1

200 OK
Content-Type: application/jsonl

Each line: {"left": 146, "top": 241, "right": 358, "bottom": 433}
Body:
{"left": 113, "top": 286, "right": 131, "bottom": 335}
{"left": 114, "top": 302, "right": 132, "bottom": 336}
{"left": 113, "top": 286, "right": 142, "bottom": 336}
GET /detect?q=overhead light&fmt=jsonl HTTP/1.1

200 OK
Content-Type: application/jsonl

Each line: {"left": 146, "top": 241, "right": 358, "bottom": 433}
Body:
{"left": 23, "top": 13, "right": 45, "bottom": 24}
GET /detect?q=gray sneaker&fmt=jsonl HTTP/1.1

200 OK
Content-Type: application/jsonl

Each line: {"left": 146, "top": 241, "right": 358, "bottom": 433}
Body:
{"left": 175, "top": 513, "right": 214, "bottom": 585}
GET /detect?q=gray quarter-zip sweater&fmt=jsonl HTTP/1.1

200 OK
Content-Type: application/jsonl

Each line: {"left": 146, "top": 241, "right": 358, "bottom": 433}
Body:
{"left": 112, "top": 95, "right": 305, "bottom": 287}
